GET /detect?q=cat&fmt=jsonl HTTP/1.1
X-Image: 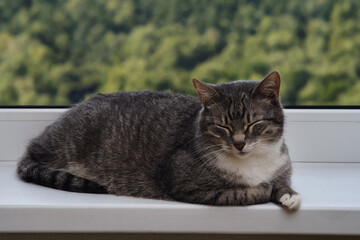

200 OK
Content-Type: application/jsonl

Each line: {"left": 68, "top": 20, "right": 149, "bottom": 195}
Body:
{"left": 17, "top": 71, "right": 301, "bottom": 210}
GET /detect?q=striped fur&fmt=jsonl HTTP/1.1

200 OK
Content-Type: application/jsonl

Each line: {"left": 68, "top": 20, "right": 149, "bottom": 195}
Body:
{"left": 17, "top": 156, "right": 107, "bottom": 194}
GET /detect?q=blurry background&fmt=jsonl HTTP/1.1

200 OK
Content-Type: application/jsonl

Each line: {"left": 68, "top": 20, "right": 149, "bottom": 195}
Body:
{"left": 0, "top": 0, "right": 360, "bottom": 106}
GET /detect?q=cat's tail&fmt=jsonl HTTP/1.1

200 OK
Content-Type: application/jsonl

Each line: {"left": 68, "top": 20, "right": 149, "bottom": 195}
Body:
{"left": 17, "top": 154, "right": 108, "bottom": 194}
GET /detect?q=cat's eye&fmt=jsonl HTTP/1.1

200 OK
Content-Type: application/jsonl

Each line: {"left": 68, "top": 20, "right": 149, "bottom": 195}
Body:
{"left": 216, "top": 124, "right": 233, "bottom": 133}
{"left": 246, "top": 118, "right": 279, "bottom": 133}
{"left": 245, "top": 120, "right": 264, "bottom": 133}
{"left": 252, "top": 123, "right": 265, "bottom": 133}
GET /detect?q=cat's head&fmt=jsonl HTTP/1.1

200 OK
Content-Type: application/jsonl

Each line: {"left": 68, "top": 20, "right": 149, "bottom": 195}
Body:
{"left": 193, "top": 71, "right": 284, "bottom": 159}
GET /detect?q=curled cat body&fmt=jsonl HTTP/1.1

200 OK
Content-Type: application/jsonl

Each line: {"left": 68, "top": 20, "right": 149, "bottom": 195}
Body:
{"left": 17, "top": 71, "right": 301, "bottom": 210}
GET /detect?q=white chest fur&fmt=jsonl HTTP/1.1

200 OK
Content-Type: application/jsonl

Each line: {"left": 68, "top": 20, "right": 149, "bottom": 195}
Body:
{"left": 215, "top": 140, "right": 288, "bottom": 187}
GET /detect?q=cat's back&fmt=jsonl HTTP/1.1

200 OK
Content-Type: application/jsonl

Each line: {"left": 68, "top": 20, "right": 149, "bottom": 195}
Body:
{"left": 49, "top": 90, "right": 201, "bottom": 162}
{"left": 64, "top": 90, "right": 200, "bottom": 122}
{"left": 81, "top": 90, "right": 201, "bottom": 124}
{"left": 112, "top": 90, "right": 199, "bottom": 113}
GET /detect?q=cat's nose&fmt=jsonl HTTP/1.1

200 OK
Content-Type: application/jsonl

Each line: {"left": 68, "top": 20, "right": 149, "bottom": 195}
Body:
{"left": 234, "top": 142, "right": 246, "bottom": 151}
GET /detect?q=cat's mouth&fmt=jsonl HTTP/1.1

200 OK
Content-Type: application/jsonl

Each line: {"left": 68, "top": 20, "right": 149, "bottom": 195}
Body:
{"left": 225, "top": 146, "right": 251, "bottom": 156}
{"left": 232, "top": 143, "right": 251, "bottom": 156}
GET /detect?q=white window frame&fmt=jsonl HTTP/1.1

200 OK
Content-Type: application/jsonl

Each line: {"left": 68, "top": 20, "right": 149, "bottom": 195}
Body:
{"left": 1, "top": 108, "right": 359, "bottom": 163}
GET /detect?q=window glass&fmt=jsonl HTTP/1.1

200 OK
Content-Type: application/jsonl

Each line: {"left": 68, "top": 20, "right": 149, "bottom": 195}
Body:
{"left": 0, "top": 0, "right": 359, "bottom": 106}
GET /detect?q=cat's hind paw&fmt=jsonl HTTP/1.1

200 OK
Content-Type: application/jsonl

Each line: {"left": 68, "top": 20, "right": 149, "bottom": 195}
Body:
{"left": 279, "top": 193, "right": 301, "bottom": 210}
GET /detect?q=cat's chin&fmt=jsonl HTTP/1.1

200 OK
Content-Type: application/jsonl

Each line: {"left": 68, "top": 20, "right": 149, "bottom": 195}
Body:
{"left": 226, "top": 151, "right": 252, "bottom": 161}
{"left": 238, "top": 151, "right": 250, "bottom": 157}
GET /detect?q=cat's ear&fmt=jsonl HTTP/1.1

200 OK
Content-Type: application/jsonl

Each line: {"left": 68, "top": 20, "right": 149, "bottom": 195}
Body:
{"left": 252, "top": 71, "right": 281, "bottom": 103}
{"left": 192, "top": 79, "right": 220, "bottom": 106}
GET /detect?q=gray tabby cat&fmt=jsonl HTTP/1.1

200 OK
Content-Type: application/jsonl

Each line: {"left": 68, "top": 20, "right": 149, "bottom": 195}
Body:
{"left": 17, "top": 71, "right": 301, "bottom": 210}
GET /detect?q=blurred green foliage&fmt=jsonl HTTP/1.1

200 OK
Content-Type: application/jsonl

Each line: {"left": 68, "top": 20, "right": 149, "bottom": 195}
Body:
{"left": 0, "top": 0, "right": 360, "bottom": 105}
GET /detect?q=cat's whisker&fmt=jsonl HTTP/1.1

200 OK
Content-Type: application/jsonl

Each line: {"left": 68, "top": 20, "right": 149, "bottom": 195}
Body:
{"left": 216, "top": 149, "right": 230, "bottom": 164}
{"left": 184, "top": 147, "right": 225, "bottom": 172}
{"left": 247, "top": 138, "right": 281, "bottom": 149}
{"left": 193, "top": 147, "right": 224, "bottom": 170}
{"left": 193, "top": 148, "right": 225, "bottom": 163}
{"left": 181, "top": 132, "right": 208, "bottom": 149}
{"left": 196, "top": 149, "right": 228, "bottom": 177}
{"left": 258, "top": 137, "right": 281, "bottom": 142}
{"left": 253, "top": 145, "right": 282, "bottom": 155}
{"left": 252, "top": 138, "right": 280, "bottom": 145}
{"left": 187, "top": 144, "right": 224, "bottom": 157}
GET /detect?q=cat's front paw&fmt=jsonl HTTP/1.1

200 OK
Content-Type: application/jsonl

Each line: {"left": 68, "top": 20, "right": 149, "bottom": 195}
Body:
{"left": 279, "top": 193, "right": 301, "bottom": 210}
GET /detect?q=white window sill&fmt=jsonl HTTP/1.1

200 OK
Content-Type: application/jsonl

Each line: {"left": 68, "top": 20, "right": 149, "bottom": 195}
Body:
{"left": 0, "top": 161, "right": 359, "bottom": 234}
{"left": 0, "top": 109, "right": 360, "bottom": 234}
